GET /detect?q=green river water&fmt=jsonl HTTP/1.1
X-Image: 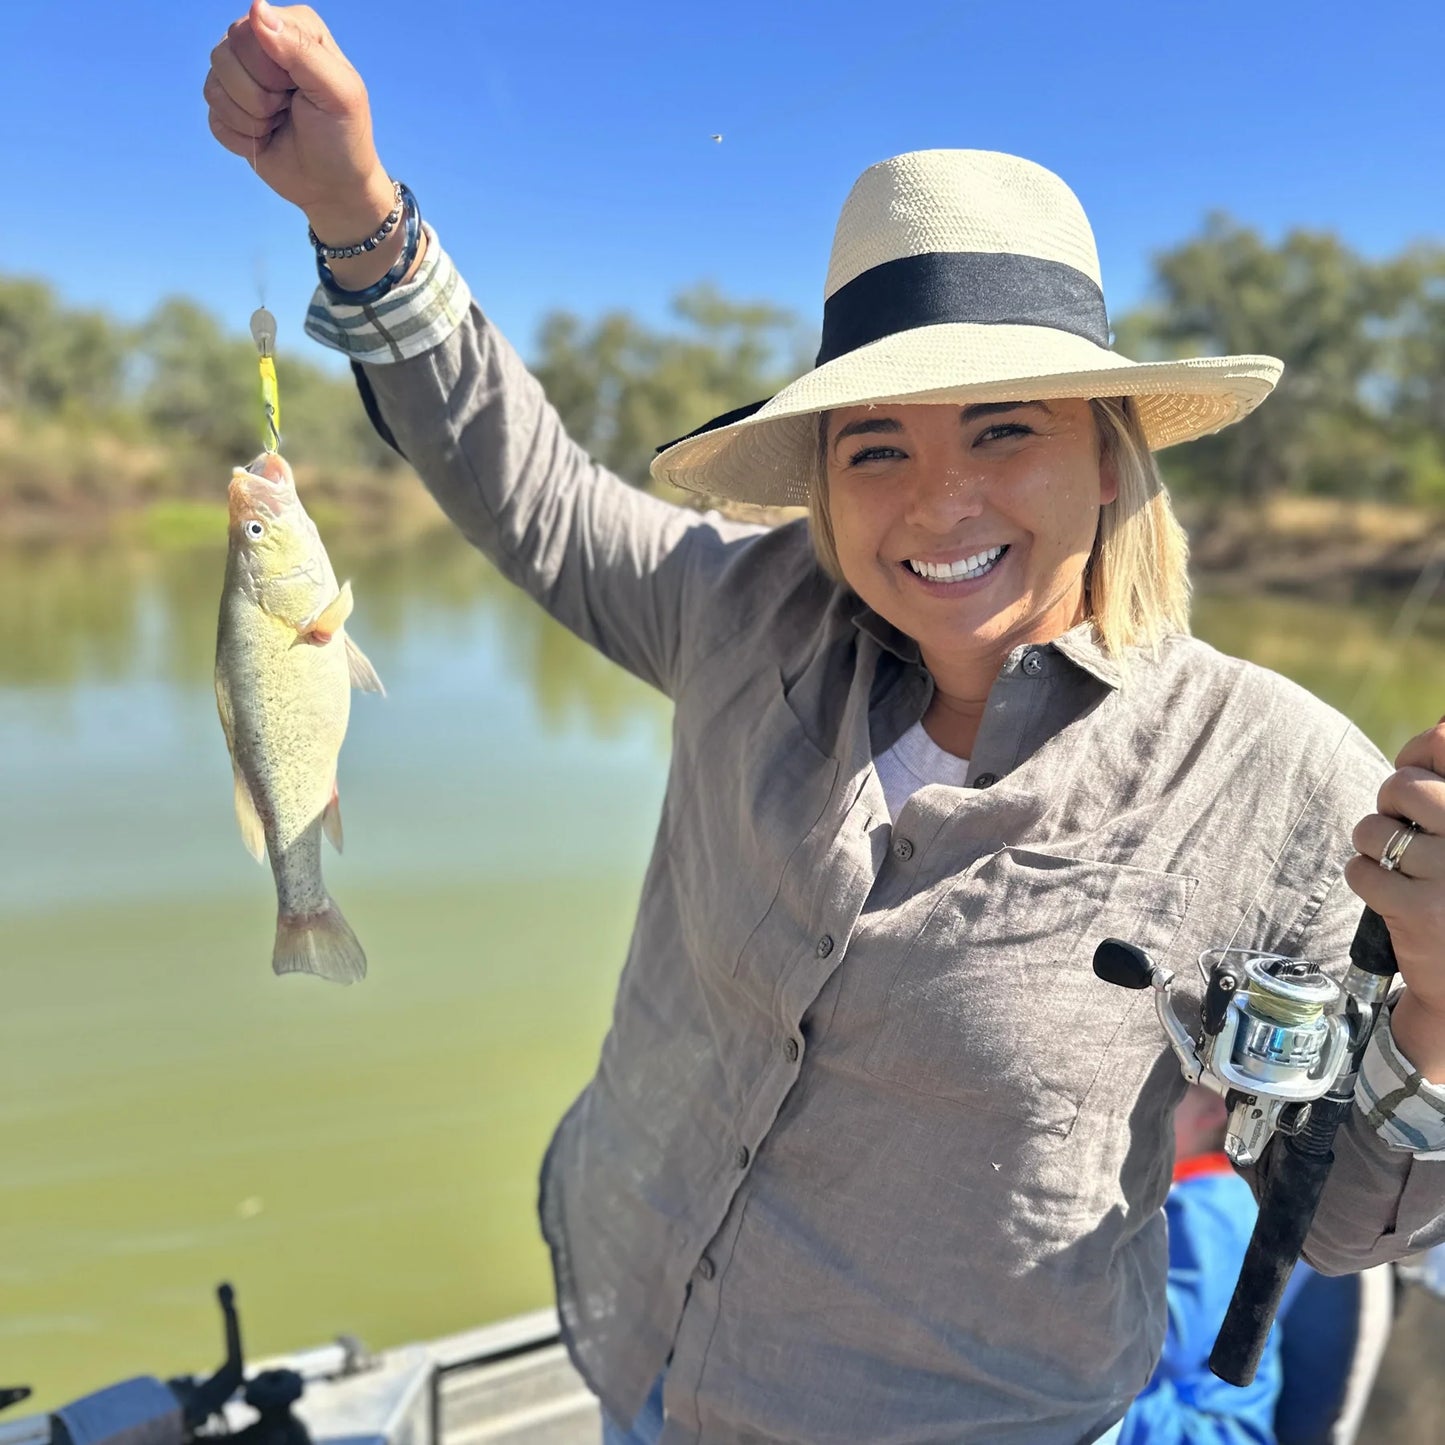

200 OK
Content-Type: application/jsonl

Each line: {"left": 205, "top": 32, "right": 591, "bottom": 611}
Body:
{"left": 2, "top": 525, "right": 1440, "bottom": 1407}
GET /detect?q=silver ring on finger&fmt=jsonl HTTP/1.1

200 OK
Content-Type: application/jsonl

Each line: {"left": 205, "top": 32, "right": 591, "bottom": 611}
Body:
{"left": 1379, "top": 820, "right": 1420, "bottom": 873}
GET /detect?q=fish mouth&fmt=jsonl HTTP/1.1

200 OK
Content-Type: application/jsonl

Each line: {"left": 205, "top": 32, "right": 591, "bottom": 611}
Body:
{"left": 229, "top": 452, "right": 296, "bottom": 523}
{"left": 245, "top": 450, "right": 294, "bottom": 486}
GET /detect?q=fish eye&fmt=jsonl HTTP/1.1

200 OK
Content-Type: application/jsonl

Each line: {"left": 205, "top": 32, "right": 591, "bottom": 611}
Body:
{"left": 244, "top": 519, "right": 265, "bottom": 540}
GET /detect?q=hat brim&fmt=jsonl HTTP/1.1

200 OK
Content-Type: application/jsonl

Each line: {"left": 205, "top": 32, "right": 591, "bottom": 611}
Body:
{"left": 651, "top": 322, "right": 1283, "bottom": 506}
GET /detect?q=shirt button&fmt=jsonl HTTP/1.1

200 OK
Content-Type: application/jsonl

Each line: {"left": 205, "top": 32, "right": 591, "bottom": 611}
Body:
{"left": 735, "top": 1145, "right": 751, "bottom": 1170}
{"left": 815, "top": 934, "right": 834, "bottom": 958}
{"left": 893, "top": 837, "right": 915, "bottom": 861}
{"left": 784, "top": 1037, "right": 800, "bottom": 1063}
{"left": 974, "top": 772, "right": 998, "bottom": 789}
{"left": 696, "top": 1255, "right": 716, "bottom": 1282}
{"left": 1022, "top": 648, "right": 1045, "bottom": 676}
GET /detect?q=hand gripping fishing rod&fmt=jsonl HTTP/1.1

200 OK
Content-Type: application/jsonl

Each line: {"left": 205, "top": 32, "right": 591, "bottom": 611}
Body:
{"left": 1093, "top": 904, "right": 1398, "bottom": 1386}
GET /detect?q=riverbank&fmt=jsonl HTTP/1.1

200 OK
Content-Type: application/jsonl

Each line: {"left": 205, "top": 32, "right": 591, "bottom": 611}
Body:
{"left": 0, "top": 413, "right": 429, "bottom": 545}
{"left": 1180, "top": 494, "right": 1445, "bottom": 599}
{"left": 2, "top": 417, "right": 1441, "bottom": 602}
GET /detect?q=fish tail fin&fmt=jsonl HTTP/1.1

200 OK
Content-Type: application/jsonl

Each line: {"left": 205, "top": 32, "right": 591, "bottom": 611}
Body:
{"left": 273, "top": 900, "right": 367, "bottom": 985}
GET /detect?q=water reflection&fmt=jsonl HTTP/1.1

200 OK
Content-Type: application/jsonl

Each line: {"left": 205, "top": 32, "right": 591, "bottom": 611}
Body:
{"left": 0, "top": 527, "right": 662, "bottom": 740}
{"left": 0, "top": 542, "right": 152, "bottom": 687}
{"left": 2, "top": 533, "right": 1438, "bottom": 753}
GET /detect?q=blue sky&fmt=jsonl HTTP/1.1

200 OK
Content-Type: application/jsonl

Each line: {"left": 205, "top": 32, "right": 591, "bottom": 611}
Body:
{"left": 12, "top": 0, "right": 1443, "bottom": 373}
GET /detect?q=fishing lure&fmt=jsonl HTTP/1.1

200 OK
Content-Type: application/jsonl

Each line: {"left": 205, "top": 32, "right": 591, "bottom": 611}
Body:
{"left": 248, "top": 306, "right": 281, "bottom": 453}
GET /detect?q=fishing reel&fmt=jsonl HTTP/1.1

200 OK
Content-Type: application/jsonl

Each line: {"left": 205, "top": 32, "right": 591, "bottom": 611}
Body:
{"left": 1094, "top": 940, "right": 1354, "bottom": 1166}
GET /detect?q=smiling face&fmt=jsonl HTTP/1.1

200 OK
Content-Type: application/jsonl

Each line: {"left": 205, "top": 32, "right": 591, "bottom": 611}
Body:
{"left": 823, "top": 399, "right": 1117, "bottom": 686}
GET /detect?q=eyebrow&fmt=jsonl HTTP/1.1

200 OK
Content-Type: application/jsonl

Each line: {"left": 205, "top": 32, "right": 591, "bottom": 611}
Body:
{"left": 832, "top": 400, "right": 1052, "bottom": 447}
{"left": 833, "top": 416, "right": 903, "bottom": 443}
{"left": 959, "top": 401, "right": 1052, "bottom": 422}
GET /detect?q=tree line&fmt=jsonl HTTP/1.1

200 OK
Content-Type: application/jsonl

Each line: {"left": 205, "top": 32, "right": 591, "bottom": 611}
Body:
{"left": 2, "top": 215, "right": 1442, "bottom": 518}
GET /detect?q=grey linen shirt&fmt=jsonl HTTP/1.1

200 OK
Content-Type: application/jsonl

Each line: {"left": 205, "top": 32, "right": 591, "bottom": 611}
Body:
{"left": 309, "top": 234, "right": 1445, "bottom": 1444}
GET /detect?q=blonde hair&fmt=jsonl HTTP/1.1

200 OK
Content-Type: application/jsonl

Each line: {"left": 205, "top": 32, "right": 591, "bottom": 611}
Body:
{"left": 807, "top": 397, "right": 1191, "bottom": 664}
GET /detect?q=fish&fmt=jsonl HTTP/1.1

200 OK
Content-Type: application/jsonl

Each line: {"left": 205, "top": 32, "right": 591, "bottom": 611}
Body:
{"left": 214, "top": 451, "right": 384, "bottom": 983}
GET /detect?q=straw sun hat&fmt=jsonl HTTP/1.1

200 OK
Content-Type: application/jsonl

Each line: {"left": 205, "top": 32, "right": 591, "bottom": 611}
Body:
{"left": 651, "top": 149, "right": 1284, "bottom": 507}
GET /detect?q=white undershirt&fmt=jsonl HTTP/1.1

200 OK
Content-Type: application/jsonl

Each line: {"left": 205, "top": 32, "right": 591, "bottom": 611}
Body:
{"left": 873, "top": 719, "right": 970, "bottom": 821}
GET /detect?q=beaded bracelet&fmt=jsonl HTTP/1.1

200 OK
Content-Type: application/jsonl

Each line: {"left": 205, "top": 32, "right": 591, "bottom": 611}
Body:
{"left": 308, "top": 179, "right": 404, "bottom": 259}
{"left": 315, "top": 184, "right": 422, "bottom": 306}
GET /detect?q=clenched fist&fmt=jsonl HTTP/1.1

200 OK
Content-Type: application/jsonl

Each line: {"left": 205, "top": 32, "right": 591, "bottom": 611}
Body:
{"left": 205, "top": 1, "right": 395, "bottom": 252}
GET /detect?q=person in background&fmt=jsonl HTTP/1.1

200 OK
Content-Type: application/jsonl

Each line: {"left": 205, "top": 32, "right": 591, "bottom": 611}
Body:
{"left": 1122, "top": 1087, "right": 1394, "bottom": 1445}
{"left": 1120, "top": 1086, "right": 1298, "bottom": 1444}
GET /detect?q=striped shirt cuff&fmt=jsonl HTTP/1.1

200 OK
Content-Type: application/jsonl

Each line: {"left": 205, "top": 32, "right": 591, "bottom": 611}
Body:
{"left": 1355, "top": 998, "right": 1445, "bottom": 1158}
{"left": 303, "top": 223, "right": 472, "bottom": 364}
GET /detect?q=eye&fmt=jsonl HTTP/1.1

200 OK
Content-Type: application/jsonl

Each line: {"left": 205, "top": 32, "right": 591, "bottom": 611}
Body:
{"left": 846, "top": 444, "right": 906, "bottom": 466}
{"left": 975, "top": 422, "right": 1033, "bottom": 444}
{"left": 244, "top": 519, "right": 265, "bottom": 540}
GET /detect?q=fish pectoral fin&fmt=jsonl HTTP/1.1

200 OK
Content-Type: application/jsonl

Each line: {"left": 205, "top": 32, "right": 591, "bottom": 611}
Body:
{"left": 233, "top": 766, "right": 267, "bottom": 863}
{"left": 345, "top": 634, "right": 386, "bottom": 696}
{"left": 322, "top": 781, "right": 344, "bottom": 854}
{"left": 300, "top": 580, "right": 355, "bottom": 646}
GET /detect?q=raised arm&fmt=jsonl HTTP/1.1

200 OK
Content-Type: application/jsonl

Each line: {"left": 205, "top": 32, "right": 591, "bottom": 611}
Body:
{"left": 205, "top": 2, "right": 766, "bottom": 695}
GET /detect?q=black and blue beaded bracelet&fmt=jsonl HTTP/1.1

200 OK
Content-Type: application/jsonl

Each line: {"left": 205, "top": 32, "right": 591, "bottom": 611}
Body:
{"left": 314, "top": 182, "right": 422, "bottom": 306}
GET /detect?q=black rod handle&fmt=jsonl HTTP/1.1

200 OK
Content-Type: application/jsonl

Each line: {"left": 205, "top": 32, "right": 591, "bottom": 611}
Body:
{"left": 1208, "top": 1099, "right": 1345, "bottom": 1383}
{"left": 1349, "top": 905, "right": 1398, "bottom": 978}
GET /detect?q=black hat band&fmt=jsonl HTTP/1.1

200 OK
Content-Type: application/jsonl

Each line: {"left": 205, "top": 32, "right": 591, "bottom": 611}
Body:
{"left": 816, "top": 250, "right": 1109, "bottom": 367}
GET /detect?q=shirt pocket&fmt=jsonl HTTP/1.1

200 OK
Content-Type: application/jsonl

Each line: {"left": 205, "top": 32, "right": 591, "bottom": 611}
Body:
{"left": 863, "top": 847, "right": 1197, "bottom": 1136}
{"left": 669, "top": 668, "right": 839, "bottom": 979}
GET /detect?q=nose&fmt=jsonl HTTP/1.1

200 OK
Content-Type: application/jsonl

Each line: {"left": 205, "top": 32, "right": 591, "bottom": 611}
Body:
{"left": 901, "top": 460, "right": 985, "bottom": 532}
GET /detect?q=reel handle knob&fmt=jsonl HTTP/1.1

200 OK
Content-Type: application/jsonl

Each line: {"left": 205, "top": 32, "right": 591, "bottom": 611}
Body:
{"left": 1093, "top": 939, "right": 1155, "bottom": 990}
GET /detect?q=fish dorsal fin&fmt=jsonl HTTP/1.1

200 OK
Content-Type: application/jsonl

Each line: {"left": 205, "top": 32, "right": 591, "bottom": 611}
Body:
{"left": 345, "top": 634, "right": 386, "bottom": 695}
{"left": 303, "top": 580, "right": 355, "bottom": 645}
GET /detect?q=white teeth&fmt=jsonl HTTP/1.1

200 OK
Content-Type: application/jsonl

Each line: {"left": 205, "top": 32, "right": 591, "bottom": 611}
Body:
{"left": 907, "top": 546, "right": 1005, "bottom": 582}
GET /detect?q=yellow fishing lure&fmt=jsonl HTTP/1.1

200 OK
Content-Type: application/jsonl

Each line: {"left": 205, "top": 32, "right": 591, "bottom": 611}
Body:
{"left": 249, "top": 307, "right": 281, "bottom": 452}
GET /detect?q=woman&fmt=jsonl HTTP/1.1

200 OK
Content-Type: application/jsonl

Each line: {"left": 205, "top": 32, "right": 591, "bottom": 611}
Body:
{"left": 206, "top": 6, "right": 1445, "bottom": 1441}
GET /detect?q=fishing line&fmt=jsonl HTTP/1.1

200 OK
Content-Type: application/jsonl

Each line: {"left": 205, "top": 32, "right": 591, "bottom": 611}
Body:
{"left": 247, "top": 124, "right": 281, "bottom": 453}
{"left": 1220, "top": 542, "right": 1445, "bottom": 957}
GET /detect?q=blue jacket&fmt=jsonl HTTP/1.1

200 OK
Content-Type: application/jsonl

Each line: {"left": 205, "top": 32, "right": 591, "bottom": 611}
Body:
{"left": 1119, "top": 1160, "right": 1292, "bottom": 1445}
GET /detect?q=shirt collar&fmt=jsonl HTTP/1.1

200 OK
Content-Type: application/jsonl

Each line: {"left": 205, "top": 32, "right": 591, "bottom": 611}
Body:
{"left": 848, "top": 602, "right": 1124, "bottom": 690}
{"left": 1050, "top": 622, "right": 1125, "bottom": 689}
{"left": 849, "top": 599, "right": 921, "bottom": 664}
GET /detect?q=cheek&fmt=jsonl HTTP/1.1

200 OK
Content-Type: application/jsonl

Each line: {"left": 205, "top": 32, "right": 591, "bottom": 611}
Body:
{"left": 825, "top": 482, "right": 895, "bottom": 594}
{"left": 825, "top": 478, "right": 870, "bottom": 553}
{"left": 1020, "top": 466, "right": 1104, "bottom": 550}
